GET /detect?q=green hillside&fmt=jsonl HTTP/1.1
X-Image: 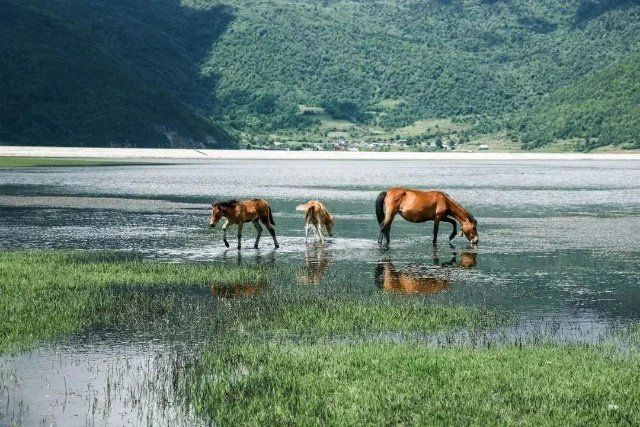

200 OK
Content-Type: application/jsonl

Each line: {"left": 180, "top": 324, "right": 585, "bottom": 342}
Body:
{"left": 0, "top": 0, "right": 235, "bottom": 148}
{"left": 1, "top": 0, "right": 639, "bottom": 150}
{"left": 514, "top": 52, "right": 640, "bottom": 150}
{"left": 196, "top": 0, "right": 640, "bottom": 146}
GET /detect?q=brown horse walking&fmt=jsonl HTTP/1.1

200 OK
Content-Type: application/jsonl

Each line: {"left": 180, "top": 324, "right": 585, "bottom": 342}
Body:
{"left": 376, "top": 188, "right": 479, "bottom": 247}
{"left": 209, "top": 199, "right": 279, "bottom": 249}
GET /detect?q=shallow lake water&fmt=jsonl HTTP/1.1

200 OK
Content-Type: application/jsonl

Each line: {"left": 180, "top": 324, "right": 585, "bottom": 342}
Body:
{"left": 1, "top": 159, "right": 640, "bottom": 425}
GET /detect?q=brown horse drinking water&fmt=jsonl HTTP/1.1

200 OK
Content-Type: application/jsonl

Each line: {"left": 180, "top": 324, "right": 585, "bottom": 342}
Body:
{"left": 209, "top": 199, "right": 279, "bottom": 249}
{"left": 376, "top": 188, "right": 479, "bottom": 247}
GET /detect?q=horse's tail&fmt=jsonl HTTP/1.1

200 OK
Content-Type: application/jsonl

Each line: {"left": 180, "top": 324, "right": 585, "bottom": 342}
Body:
{"left": 376, "top": 191, "right": 387, "bottom": 225}
{"left": 295, "top": 203, "right": 310, "bottom": 212}
{"left": 268, "top": 206, "right": 275, "bottom": 226}
{"left": 307, "top": 205, "right": 315, "bottom": 221}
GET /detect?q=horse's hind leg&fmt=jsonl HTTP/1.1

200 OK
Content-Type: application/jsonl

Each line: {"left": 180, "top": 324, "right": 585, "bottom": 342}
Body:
{"left": 262, "top": 218, "right": 279, "bottom": 249}
{"left": 379, "top": 211, "right": 396, "bottom": 247}
{"left": 236, "top": 222, "right": 243, "bottom": 250}
{"left": 252, "top": 219, "right": 263, "bottom": 249}
{"left": 433, "top": 218, "right": 440, "bottom": 246}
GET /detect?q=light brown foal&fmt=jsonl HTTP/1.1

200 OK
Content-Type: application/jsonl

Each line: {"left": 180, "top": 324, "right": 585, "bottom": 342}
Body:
{"left": 209, "top": 199, "right": 279, "bottom": 249}
{"left": 296, "top": 200, "right": 334, "bottom": 243}
{"left": 376, "top": 188, "right": 479, "bottom": 247}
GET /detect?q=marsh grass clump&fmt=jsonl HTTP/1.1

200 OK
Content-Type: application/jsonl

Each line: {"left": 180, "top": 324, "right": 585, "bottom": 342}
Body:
{"left": 220, "top": 292, "right": 511, "bottom": 339}
{"left": 0, "top": 250, "right": 271, "bottom": 353}
{"left": 183, "top": 342, "right": 640, "bottom": 425}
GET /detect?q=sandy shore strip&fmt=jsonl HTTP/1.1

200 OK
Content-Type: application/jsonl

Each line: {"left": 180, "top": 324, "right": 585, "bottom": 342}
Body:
{"left": 0, "top": 146, "right": 639, "bottom": 160}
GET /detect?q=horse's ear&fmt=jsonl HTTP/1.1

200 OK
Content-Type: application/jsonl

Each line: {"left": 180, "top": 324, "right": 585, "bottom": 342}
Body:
{"left": 211, "top": 203, "right": 215, "bottom": 207}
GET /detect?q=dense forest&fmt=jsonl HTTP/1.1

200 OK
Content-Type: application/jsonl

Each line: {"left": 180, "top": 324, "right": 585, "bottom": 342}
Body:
{"left": 0, "top": 0, "right": 235, "bottom": 148}
{"left": 514, "top": 52, "right": 640, "bottom": 150}
{"left": 203, "top": 0, "right": 639, "bottom": 149}
{"left": 1, "top": 0, "right": 638, "bottom": 149}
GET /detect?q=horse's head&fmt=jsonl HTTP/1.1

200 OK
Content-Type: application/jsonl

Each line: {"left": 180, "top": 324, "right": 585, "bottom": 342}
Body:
{"left": 209, "top": 203, "right": 223, "bottom": 228}
{"left": 461, "top": 217, "right": 479, "bottom": 245}
{"left": 325, "top": 215, "right": 334, "bottom": 237}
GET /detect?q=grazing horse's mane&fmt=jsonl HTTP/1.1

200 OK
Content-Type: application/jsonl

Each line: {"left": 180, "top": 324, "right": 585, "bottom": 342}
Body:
{"left": 214, "top": 199, "right": 238, "bottom": 209}
{"left": 443, "top": 192, "right": 476, "bottom": 224}
{"left": 467, "top": 212, "right": 477, "bottom": 225}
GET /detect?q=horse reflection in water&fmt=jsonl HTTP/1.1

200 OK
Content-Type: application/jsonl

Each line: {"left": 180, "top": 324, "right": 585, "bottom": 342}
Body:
{"left": 457, "top": 250, "right": 477, "bottom": 268}
{"left": 435, "top": 250, "right": 477, "bottom": 269}
{"left": 210, "top": 281, "right": 266, "bottom": 298}
{"left": 376, "top": 250, "right": 477, "bottom": 295}
{"left": 222, "top": 248, "right": 276, "bottom": 267}
{"left": 212, "top": 251, "right": 272, "bottom": 298}
{"left": 298, "top": 243, "right": 332, "bottom": 285}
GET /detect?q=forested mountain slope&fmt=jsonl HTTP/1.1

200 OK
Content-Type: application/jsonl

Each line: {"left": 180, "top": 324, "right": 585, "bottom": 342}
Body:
{"left": 515, "top": 52, "right": 640, "bottom": 150}
{"left": 1, "top": 0, "right": 638, "bottom": 150}
{"left": 0, "top": 0, "right": 235, "bottom": 148}
{"left": 198, "top": 0, "right": 639, "bottom": 148}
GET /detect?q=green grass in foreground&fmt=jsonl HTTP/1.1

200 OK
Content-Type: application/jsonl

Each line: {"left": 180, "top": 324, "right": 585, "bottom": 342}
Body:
{"left": 0, "top": 157, "right": 156, "bottom": 168}
{"left": 0, "top": 250, "right": 268, "bottom": 353}
{"left": 186, "top": 342, "right": 640, "bottom": 425}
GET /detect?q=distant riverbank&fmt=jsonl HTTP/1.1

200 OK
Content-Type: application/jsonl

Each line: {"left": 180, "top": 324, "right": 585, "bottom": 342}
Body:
{"left": 1, "top": 146, "right": 639, "bottom": 161}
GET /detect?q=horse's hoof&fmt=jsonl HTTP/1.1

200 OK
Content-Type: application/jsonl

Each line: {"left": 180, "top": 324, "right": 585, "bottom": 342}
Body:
{"left": 253, "top": 244, "right": 259, "bottom": 249}
{"left": 274, "top": 244, "right": 280, "bottom": 249}
{"left": 224, "top": 241, "right": 230, "bottom": 248}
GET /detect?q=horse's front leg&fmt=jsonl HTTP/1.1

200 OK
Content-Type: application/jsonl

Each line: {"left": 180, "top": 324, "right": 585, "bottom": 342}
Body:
{"left": 443, "top": 216, "right": 457, "bottom": 241}
{"left": 252, "top": 219, "right": 263, "bottom": 249}
{"left": 442, "top": 217, "right": 458, "bottom": 247}
{"left": 315, "top": 223, "right": 324, "bottom": 243}
{"left": 305, "top": 222, "right": 310, "bottom": 243}
{"left": 236, "top": 222, "right": 243, "bottom": 250}
{"left": 433, "top": 218, "right": 440, "bottom": 246}
{"left": 222, "top": 219, "right": 230, "bottom": 248}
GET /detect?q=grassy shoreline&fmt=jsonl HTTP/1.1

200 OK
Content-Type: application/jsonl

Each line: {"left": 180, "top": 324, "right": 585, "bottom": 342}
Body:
{"left": 0, "top": 157, "right": 158, "bottom": 168}
{"left": 0, "top": 250, "right": 269, "bottom": 353}
{"left": 0, "top": 250, "right": 505, "bottom": 354}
